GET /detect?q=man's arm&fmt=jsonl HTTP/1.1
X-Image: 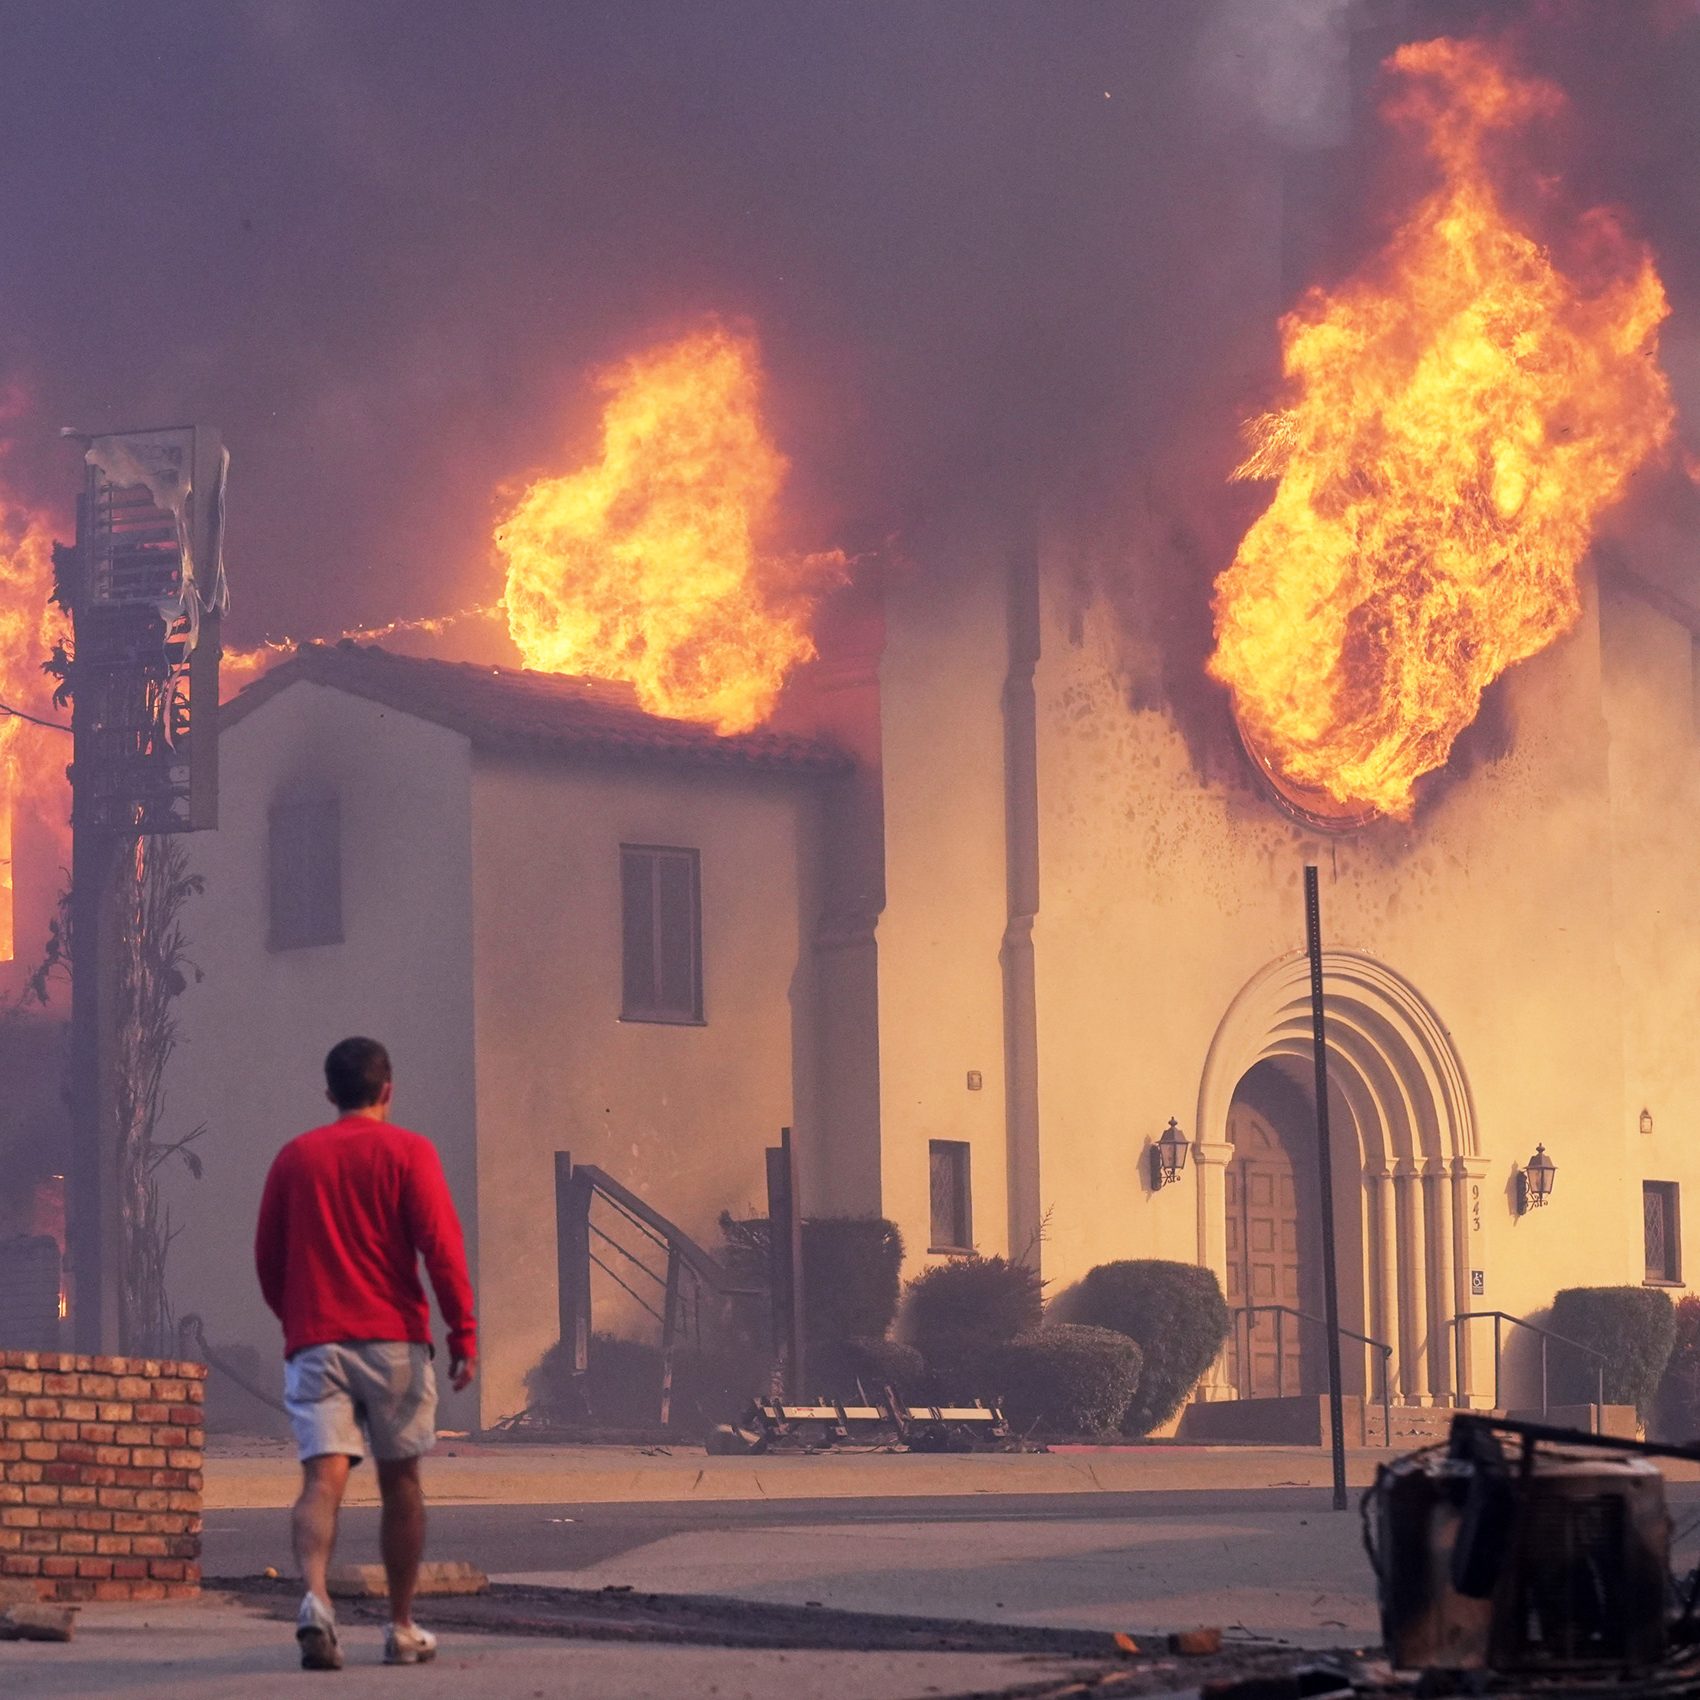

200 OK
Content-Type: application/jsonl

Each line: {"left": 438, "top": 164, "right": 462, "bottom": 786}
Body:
{"left": 402, "top": 1141, "right": 478, "bottom": 1388}
{"left": 254, "top": 1156, "right": 289, "bottom": 1320}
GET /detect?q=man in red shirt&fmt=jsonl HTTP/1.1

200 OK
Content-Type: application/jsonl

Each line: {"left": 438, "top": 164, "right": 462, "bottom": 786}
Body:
{"left": 255, "top": 1037, "right": 477, "bottom": 1671}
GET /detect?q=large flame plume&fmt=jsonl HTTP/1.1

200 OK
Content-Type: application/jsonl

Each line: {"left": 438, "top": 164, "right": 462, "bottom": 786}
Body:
{"left": 1209, "top": 37, "right": 1675, "bottom": 819}
{"left": 0, "top": 506, "right": 68, "bottom": 963}
{"left": 494, "top": 324, "right": 843, "bottom": 733}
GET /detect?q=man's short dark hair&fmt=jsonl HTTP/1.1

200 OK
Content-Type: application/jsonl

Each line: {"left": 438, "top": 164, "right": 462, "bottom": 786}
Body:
{"left": 325, "top": 1037, "right": 392, "bottom": 1110}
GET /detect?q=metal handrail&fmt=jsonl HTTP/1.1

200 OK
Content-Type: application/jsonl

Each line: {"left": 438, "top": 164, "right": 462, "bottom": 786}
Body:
{"left": 572, "top": 1163, "right": 763, "bottom": 1295}
{"left": 1233, "top": 1303, "right": 1394, "bottom": 1447}
{"left": 1448, "top": 1310, "right": 1606, "bottom": 1416}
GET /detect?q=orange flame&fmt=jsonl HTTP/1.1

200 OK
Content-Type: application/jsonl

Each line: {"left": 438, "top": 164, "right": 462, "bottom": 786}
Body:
{"left": 0, "top": 507, "right": 68, "bottom": 963}
{"left": 494, "top": 324, "right": 843, "bottom": 733}
{"left": 1208, "top": 38, "right": 1675, "bottom": 819}
{"left": 220, "top": 602, "right": 501, "bottom": 700}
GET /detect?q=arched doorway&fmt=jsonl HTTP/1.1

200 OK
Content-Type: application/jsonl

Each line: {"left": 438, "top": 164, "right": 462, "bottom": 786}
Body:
{"left": 1225, "top": 1063, "right": 1322, "bottom": 1396}
{"left": 1197, "top": 952, "right": 1490, "bottom": 1409}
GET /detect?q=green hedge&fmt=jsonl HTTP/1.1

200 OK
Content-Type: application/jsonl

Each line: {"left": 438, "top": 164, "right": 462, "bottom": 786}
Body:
{"left": 1550, "top": 1286, "right": 1676, "bottom": 1419}
{"left": 1655, "top": 1295, "right": 1700, "bottom": 1442}
{"left": 989, "top": 1325, "right": 1142, "bottom": 1436}
{"left": 718, "top": 1213, "right": 905, "bottom": 1349}
{"left": 525, "top": 1331, "right": 774, "bottom": 1432}
{"left": 905, "top": 1255, "right": 1044, "bottom": 1392}
{"left": 526, "top": 1332, "right": 661, "bottom": 1427}
{"left": 803, "top": 1218, "right": 905, "bottom": 1345}
{"left": 808, "top": 1336, "right": 928, "bottom": 1400}
{"left": 1067, "top": 1260, "right": 1229, "bottom": 1434}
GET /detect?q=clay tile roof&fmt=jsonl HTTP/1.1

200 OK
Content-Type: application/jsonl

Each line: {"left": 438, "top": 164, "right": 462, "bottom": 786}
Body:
{"left": 221, "top": 641, "right": 850, "bottom": 776}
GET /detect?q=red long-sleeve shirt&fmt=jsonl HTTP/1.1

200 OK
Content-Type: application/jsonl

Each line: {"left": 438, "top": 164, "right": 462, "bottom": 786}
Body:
{"left": 255, "top": 1114, "right": 477, "bottom": 1361}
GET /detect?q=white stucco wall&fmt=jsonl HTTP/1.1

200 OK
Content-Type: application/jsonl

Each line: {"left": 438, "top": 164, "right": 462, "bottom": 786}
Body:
{"left": 468, "top": 755, "right": 822, "bottom": 1427}
{"left": 161, "top": 681, "right": 480, "bottom": 1429}
{"left": 873, "top": 530, "right": 1015, "bottom": 1273}
{"left": 868, "top": 507, "right": 1700, "bottom": 1415}
{"left": 1600, "top": 581, "right": 1700, "bottom": 1289}
{"left": 1018, "top": 538, "right": 1700, "bottom": 1407}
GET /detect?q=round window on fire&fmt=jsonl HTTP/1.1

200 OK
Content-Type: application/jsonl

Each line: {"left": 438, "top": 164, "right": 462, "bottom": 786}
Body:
{"left": 1234, "top": 712, "right": 1383, "bottom": 834}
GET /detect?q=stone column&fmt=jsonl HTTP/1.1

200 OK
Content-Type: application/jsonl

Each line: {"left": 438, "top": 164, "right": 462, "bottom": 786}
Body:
{"left": 1364, "top": 1164, "right": 1397, "bottom": 1421}
{"left": 1194, "top": 1138, "right": 1236, "bottom": 1399}
{"left": 1426, "top": 1158, "right": 1455, "bottom": 1405}
{"left": 1395, "top": 1159, "right": 1432, "bottom": 1404}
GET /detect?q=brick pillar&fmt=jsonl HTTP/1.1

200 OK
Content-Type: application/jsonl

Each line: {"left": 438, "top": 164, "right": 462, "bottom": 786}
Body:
{"left": 0, "top": 1350, "right": 205, "bottom": 1601}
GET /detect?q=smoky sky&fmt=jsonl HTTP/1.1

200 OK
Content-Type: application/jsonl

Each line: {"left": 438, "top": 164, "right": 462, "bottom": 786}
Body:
{"left": 0, "top": 0, "right": 1695, "bottom": 648}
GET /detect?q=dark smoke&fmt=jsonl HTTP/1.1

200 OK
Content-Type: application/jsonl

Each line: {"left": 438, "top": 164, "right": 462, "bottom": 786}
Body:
{"left": 0, "top": 0, "right": 1691, "bottom": 657}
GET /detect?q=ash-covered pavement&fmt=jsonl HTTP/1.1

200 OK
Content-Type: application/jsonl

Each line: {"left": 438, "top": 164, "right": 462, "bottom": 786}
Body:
{"left": 0, "top": 1588, "right": 1095, "bottom": 1700}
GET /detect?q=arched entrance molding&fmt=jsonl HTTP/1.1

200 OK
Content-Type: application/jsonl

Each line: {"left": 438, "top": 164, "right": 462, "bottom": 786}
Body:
{"left": 1195, "top": 951, "right": 1491, "bottom": 1408}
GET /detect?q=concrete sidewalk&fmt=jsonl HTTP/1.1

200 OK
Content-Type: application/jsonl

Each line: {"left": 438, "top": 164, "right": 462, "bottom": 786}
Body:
{"left": 204, "top": 1435, "right": 1405, "bottom": 1508}
{"left": 498, "top": 1506, "right": 1384, "bottom": 1649}
{"left": 0, "top": 1591, "right": 1089, "bottom": 1699}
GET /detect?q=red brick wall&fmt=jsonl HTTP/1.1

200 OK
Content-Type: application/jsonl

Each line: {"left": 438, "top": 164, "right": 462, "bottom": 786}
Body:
{"left": 0, "top": 1350, "right": 203, "bottom": 1601}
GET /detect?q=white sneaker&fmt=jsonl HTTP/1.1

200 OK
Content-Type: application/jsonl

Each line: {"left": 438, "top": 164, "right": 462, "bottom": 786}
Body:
{"left": 296, "top": 1591, "right": 343, "bottom": 1671}
{"left": 384, "top": 1622, "right": 438, "bottom": 1665}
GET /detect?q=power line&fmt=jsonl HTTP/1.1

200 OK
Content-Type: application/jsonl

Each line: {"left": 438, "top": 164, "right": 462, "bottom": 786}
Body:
{"left": 0, "top": 701, "right": 71, "bottom": 734}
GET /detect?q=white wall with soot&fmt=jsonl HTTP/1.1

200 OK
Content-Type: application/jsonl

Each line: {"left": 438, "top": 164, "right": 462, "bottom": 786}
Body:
{"left": 1600, "top": 581, "right": 1700, "bottom": 1290}
{"left": 468, "top": 755, "right": 821, "bottom": 1428}
{"left": 1020, "top": 534, "right": 1700, "bottom": 1409}
{"left": 161, "top": 681, "right": 480, "bottom": 1430}
{"left": 872, "top": 523, "right": 1017, "bottom": 1277}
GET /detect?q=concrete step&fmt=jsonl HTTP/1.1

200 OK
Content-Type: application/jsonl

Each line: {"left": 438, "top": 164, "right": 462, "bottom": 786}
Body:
{"left": 1179, "top": 1394, "right": 1501, "bottom": 1448}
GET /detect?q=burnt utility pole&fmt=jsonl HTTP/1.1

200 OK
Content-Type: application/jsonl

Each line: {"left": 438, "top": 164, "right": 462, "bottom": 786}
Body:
{"left": 63, "top": 427, "right": 226, "bottom": 1356}
{"left": 1304, "top": 864, "right": 1349, "bottom": 1513}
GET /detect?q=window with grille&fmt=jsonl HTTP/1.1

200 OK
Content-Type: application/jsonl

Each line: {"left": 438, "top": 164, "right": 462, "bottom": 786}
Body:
{"left": 268, "top": 798, "right": 343, "bottom": 950}
{"left": 929, "top": 1140, "right": 973, "bottom": 1252}
{"left": 621, "top": 845, "right": 703, "bottom": 1023}
{"left": 1645, "top": 1181, "right": 1682, "bottom": 1285}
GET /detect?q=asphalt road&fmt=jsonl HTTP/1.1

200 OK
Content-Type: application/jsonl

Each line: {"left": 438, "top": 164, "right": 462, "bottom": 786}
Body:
{"left": 204, "top": 1485, "right": 1376, "bottom": 1578}
{"left": 207, "top": 1482, "right": 1700, "bottom": 1579}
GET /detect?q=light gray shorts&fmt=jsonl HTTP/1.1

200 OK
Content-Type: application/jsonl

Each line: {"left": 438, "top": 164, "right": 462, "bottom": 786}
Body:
{"left": 283, "top": 1341, "right": 438, "bottom": 1464}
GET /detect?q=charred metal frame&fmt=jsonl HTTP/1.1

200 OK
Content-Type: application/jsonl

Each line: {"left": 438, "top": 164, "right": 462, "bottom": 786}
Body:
{"left": 65, "top": 425, "right": 224, "bottom": 1355}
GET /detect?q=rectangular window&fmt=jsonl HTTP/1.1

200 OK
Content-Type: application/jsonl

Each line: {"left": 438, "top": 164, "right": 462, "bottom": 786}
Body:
{"left": 620, "top": 845, "right": 703, "bottom": 1023}
{"left": 929, "top": 1140, "right": 973, "bottom": 1252}
{"left": 1645, "top": 1181, "right": 1682, "bottom": 1285}
{"left": 268, "top": 798, "right": 342, "bottom": 950}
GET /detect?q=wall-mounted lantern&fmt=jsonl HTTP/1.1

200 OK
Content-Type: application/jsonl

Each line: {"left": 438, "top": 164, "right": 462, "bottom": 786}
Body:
{"left": 1150, "top": 1118, "right": 1190, "bottom": 1188}
{"left": 1516, "top": 1144, "right": 1557, "bottom": 1214}
{"left": 1640, "top": 1107, "right": 1654, "bottom": 1137}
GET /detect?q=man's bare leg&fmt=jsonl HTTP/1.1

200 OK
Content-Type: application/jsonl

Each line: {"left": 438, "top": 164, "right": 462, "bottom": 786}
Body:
{"left": 376, "top": 1457, "right": 426, "bottom": 1626}
{"left": 292, "top": 1453, "right": 352, "bottom": 1604}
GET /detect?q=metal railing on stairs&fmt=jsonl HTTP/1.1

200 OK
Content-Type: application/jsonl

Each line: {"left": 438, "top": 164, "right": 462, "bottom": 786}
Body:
{"left": 1448, "top": 1310, "right": 1606, "bottom": 1417}
{"left": 1232, "top": 1303, "right": 1394, "bottom": 1446}
{"left": 555, "top": 1157, "right": 768, "bottom": 1427}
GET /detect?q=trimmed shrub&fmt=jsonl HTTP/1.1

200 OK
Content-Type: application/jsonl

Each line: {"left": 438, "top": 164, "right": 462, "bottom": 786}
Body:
{"left": 803, "top": 1217, "right": 905, "bottom": 1345}
{"left": 717, "top": 1212, "right": 905, "bottom": 1351}
{"left": 524, "top": 1331, "right": 774, "bottom": 1432}
{"left": 1654, "top": 1295, "right": 1700, "bottom": 1442}
{"left": 808, "top": 1336, "right": 927, "bottom": 1400}
{"left": 527, "top": 1332, "right": 662, "bottom": 1427}
{"left": 989, "top": 1325, "right": 1142, "bottom": 1436}
{"left": 1550, "top": 1286, "right": 1676, "bottom": 1419}
{"left": 905, "top": 1255, "right": 1044, "bottom": 1392}
{"left": 1067, "top": 1260, "right": 1229, "bottom": 1435}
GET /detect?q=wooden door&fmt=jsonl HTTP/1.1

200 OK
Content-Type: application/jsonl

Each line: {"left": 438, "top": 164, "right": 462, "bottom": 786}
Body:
{"left": 1227, "top": 1102, "right": 1309, "bottom": 1397}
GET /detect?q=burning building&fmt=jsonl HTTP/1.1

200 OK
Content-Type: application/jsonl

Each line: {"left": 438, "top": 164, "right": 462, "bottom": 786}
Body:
{"left": 149, "top": 21, "right": 1700, "bottom": 1435}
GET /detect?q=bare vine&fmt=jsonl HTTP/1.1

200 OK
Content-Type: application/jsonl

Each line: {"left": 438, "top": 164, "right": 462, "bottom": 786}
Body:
{"left": 110, "top": 836, "right": 205, "bottom": 1355}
